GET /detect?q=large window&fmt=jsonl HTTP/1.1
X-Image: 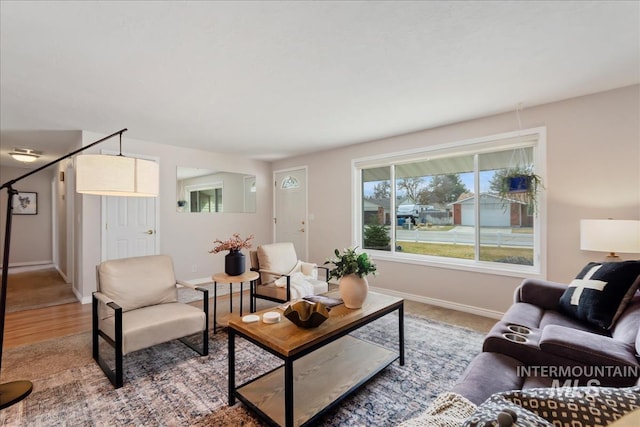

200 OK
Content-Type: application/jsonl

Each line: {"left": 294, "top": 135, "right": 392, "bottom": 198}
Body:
{"left": 362, "top": 167, "right": 392, "bottom": 251}
{"left": 355, "top": 128, "right": 545, "bottom": 275}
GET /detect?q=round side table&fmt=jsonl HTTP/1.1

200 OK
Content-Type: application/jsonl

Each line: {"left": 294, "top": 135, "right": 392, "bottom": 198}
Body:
{"left": 212, "top": 270, "right": 259, "bottom": 333}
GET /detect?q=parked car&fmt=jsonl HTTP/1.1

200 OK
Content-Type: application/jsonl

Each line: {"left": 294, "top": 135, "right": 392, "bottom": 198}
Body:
{"left": 396, "top": 204, "right": 420, "bottom": 219}
{"left": 397, "top": 204, "right": 435, "bottom": 223}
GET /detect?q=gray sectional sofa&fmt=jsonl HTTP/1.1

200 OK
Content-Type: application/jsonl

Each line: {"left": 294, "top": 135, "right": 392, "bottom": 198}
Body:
{"left": 399, "top": 262, "right": 640, "bottom": 426}
{"left": 452, "top": 272, "right": 640, "bottom": 405}
{"left": 443, "top": 262, "right": 640, "bottom": 426}
{"left": 454, "top": 278, "right": 640, "bottom": 401}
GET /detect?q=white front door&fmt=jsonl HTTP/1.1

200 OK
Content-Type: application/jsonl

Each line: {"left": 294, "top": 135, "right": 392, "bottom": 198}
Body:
{"left": 274, "top": 167, "right": 307, "bottom": 260}
{"left": 104, "top": 196, "right": 157, "bottom": 260}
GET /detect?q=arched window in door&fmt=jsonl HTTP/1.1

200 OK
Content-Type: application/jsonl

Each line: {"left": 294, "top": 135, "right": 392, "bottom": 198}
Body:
{"left": 281, "top": 176, "right": 300, "bottom": 190}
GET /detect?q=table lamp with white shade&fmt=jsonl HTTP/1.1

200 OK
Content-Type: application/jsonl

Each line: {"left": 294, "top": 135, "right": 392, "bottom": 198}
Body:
{"left": 580, "top": 219, "right": 640, "bottom": 261}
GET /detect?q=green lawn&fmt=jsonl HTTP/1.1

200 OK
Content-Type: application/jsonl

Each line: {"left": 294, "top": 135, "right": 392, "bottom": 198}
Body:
{"left": 396, "top": 241, "right": 533, "bottom": 264}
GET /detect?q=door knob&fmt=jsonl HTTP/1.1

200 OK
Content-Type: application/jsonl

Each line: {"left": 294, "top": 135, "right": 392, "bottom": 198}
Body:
{"left": 145, "top": 230, "right": 154, "bottom": 235}
{"left": 298, "top": 228, "right": 305, "bottom": 233}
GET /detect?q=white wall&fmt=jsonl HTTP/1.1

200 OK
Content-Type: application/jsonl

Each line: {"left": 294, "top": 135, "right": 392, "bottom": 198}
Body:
{"left": 272, "top": 85, "right": 640, "bottom": 316}
{"left": 0, "top": 165, "right": 55, "bottom": 267}
{"left": 75, "top": 132, "right": 273, "bottom": 301}
{"left": 53, "top": 140, "right": 81, "bottom": 282}
{"left": 5, "top": 85, "right": 638, "bottom": 312}
{"left": 0, "top": 130, "right": 80, "bottom": 283}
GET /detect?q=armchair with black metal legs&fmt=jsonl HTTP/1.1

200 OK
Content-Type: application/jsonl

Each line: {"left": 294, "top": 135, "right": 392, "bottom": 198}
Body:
{"left": 1, "top": 128, "right": 160, "bottom": 408}
{"left": 249, "top": 242, "right": 329, "bottom": 309}
{"left": 93, "top": 254, "right": 209, "bottom": 388}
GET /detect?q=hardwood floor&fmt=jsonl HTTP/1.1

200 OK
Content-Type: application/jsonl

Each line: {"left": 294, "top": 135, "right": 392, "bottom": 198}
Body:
{"left": 3, "top": 291, "right": 497, "bottom": 350}
{"left": 3, "top": 302, "right": 92, "bottom": 349}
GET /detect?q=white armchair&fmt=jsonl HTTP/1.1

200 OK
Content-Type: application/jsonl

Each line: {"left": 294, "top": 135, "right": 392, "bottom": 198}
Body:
{"left": 249, "top": 242, "right": 328, "bottom": 307}
{"left": 92, "top": 254, "right": 208, "bottom": 388}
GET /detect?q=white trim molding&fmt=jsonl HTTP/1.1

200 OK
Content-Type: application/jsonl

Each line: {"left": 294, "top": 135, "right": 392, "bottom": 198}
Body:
{"left": 370, "top": 285, "right": 504, "bottom": 320}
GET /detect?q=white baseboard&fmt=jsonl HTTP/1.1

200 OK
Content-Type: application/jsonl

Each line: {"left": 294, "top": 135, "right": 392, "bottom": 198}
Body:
{"left": 55, "top": 265, "right": 69, "bottom": 283}
{"left": 7, "top": 261, "right": 54, "bottom": 274}
{"left": 369, "top": 286, "right": 504, "bottom": 320}
{"left": 79, "top": 293, "right": 91, "bottom": 305}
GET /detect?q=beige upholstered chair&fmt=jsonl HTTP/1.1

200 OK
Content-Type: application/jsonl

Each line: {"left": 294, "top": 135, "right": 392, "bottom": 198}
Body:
{"left": 249, "top": 242, "right": 329, "bottom": 308}
{"left": 92, "top": 254, "right": 208, "bottom": 388}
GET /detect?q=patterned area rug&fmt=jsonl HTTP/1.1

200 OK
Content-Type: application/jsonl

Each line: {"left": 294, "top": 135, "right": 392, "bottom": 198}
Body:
{"left": 0, "top": 313, "right": 483, "bottom": 426}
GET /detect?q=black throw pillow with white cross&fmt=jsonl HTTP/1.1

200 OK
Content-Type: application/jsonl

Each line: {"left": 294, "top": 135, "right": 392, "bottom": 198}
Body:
{"left": 558, "top": 261, "right": 640, "bottom": 330}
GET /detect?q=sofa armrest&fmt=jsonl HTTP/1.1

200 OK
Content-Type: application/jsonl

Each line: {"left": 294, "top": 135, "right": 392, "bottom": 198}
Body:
{"left": 317, "top": 265, "right": 329, "bottom": 282}
{"left": 299, "top": 261, "right": 317, "bottom": 278}
{"left": 93, "top": 291, "right": 116, "bottom": 307}
{"left": 176, "top": 280, "right": 209, "bottom": 300}
{"left": 176, "top": 280, "right": 199, "bottom": 290}
{"left": 515, "top": 278, "right": 568, "bottom": 309}
{"left": 258, "top": 268, "right": 289, "bottom": 279}
{"left": 298, "top": 262, "right": 330, "bottom": 282}
{"left": 539, "top": 325, "right": 639, "bottom": 368}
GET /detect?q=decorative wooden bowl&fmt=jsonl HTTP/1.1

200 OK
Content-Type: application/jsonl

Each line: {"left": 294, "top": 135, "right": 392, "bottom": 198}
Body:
{"left": 283, "top": 300, "right": 329, "bottom": 328}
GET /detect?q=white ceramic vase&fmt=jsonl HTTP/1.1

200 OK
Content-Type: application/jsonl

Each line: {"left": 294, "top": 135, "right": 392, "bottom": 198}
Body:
{"left": 339, "top": 274, "right": 369, "bottom": 309}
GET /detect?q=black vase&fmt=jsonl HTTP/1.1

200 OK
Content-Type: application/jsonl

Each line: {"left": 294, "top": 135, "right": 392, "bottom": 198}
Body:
{"left": 225, "top": 250, "right": 245, "bottom": 276}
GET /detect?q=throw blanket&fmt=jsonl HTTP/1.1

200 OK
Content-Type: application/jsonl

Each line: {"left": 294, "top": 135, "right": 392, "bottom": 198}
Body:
{"left": 274, "top": 272, "right": 315, "bottom": 299}
{"left": 398, "top": 392, "right": 477, "bottom": 427}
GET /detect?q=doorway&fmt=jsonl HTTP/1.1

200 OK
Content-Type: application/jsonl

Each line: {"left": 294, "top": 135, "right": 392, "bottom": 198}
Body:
{"left": 274, "top": 167, "right": 308, "bottom": 260}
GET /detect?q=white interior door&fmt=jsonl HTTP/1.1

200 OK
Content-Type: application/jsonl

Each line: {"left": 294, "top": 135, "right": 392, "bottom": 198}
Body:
{"left": 274, "top": 168, "right": 307, "bottom": 260}
{"left": 104, "top": 196, "right": 157, "bottom": 260}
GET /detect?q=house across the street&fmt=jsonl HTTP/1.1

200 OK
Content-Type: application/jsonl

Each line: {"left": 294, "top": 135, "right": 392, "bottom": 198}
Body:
{"left": 450, "top": 193, "right": 532, "bottom": 228}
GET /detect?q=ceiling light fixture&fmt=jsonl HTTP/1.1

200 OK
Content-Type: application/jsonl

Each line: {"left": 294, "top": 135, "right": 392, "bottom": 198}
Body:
{"left": 9, "top": 148, "right": 41, "bottom": 163}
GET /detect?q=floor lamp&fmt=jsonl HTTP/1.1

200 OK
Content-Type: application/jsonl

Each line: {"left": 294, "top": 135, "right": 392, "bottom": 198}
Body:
{"left": 0, "top": 128, "right": 159, "bottom": 409}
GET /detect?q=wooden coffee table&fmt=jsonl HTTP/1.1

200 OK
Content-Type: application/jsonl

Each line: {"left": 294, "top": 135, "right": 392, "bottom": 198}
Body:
{"left": 227, "top": 291, "right": 404, "bottom": 427}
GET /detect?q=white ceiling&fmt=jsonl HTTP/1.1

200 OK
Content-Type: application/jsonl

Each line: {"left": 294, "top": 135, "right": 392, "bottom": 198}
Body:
{"left": 1, "top": 1, "right": 638, "bottom": 169}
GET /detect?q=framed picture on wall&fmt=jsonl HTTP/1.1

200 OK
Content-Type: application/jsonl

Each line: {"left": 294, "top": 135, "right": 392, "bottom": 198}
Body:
{"left": 12, "top": 191, "right": 37, "bottom": 215}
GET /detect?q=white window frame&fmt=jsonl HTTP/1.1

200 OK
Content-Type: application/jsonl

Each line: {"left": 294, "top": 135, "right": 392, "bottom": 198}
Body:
{"left": 352, "top": 127, "right": 547, "bottom": 279}
{"left": 185, "top": 181, "right": 224, "bottom": 212}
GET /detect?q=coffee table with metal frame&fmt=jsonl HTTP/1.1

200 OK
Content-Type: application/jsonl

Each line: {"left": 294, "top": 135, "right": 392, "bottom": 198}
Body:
{"left": 227, "top": 291, "right": 404, "bottom": 427}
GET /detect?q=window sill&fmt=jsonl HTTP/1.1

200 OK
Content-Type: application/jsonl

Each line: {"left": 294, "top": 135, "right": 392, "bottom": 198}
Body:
{"left": 368, "top": 250, "right": 543, "bottom": 279}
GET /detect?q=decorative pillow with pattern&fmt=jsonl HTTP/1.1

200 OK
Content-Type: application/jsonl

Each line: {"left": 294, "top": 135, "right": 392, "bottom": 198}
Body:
{"left": 558, "top": 261, "right": 640, "bottom": 329}
{"left": 462, "top": 394, "right": 552, "bottom": 427}
{"left": 463, "top": 386, "right": 640, "bottom": 427}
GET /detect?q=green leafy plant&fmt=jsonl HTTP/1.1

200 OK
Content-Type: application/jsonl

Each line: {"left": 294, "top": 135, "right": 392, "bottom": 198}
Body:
{"left": 363, "top": 224, "right": 390, "bottom": 250}
{"left": 324, "top": 247, "right": 377, "bottom": 280}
